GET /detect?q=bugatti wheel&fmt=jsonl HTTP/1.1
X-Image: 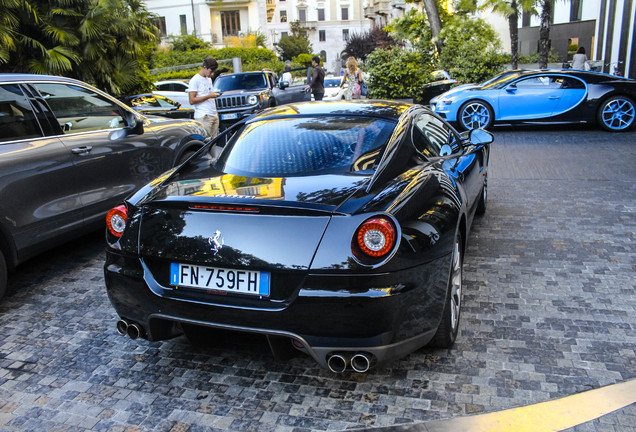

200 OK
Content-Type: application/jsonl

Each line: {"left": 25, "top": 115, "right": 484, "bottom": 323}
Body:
{"left": 458, "top": 100, "right": 494, "bottom": 131}
{"left": 598, "top": 96, "right": 635, "bottom": 132}
{"left": 429, "top": 233, "right": 463, "bottom": 348}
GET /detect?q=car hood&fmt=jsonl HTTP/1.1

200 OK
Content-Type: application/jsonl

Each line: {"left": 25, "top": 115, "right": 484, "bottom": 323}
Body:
{"left": 430, "top": 83, "right": 478, "bottom": 102}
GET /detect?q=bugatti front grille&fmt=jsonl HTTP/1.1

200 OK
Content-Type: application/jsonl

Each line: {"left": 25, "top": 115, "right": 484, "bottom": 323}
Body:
{"left": 217, "top": 96, "right": 248, "bottom": 108}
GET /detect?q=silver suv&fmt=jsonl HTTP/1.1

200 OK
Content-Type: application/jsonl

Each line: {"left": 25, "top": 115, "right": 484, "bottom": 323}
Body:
{"left": 0, "top": 74, "right": 210, "bottom": 299}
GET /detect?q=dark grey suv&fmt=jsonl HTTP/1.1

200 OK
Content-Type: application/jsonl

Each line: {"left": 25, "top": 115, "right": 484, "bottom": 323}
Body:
{"left": 214, "top": 69, "right": 311, "bottom": 130}
{"left": 0, "top": 74, "right": 210, "bottom": 299}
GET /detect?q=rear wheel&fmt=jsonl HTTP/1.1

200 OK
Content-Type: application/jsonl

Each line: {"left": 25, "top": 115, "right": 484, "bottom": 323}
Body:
{"left": 429, "top": 233, "right": 463, "bottom": 348}
{"left": 458, "top": 100, "right": 494, "bottom": 131}
{"left": 0, "top": 250, "right": 6, "bottom": 300}
{"left": 597, "top": 96, "right": 635, "bottom": 131}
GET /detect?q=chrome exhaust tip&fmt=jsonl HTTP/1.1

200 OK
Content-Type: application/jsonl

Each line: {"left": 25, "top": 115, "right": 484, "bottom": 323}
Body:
{"left": 327, "top": 353, "right": 348, "bottom": 373}
{"left": 116, "top": 320, "right": 128, "bottom": 336}
{"left": 126, "top": 323, "right": 142, "bottom": 340}
{"left": 351, "top": 353, "right": 372, "bottom": 373}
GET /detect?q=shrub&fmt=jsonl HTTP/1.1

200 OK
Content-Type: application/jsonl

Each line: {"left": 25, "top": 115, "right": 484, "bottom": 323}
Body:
{"left": 438, "top": 15, "right": 506, "bottom": 84}
{"left": 364, "top": 47, "right": 435, "bottom": 99}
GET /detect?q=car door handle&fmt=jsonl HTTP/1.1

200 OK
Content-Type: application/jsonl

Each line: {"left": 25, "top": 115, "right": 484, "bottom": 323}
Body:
{"left": 548, "top": 96, "right": 560, "bottom": 100}
{"left": 72, "top": 146, "right": 93, "bottom": 154}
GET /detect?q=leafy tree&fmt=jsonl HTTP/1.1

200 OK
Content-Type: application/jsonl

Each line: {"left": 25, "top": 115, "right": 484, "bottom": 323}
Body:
{"left": 480, "top": 0, "right": 534, "bottom": 69}
{"left": 276, "top": 21, "right": 312, "bottom": 61}
{"left": 343, "top": 26, "right": 397, "bottom": 62}
{"left": 422, "top": 0, "right": 443, "bottom": 53}
{"left": 438, "top": 14, "right": 506, "bottom": 83}
{"left": 0, "top": 0, "right": 160, "bottom": 96}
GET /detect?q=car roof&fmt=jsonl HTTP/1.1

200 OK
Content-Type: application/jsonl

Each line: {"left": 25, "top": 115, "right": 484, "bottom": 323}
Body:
{"left": 248, "top": 100, "right": 411, "bottom": 122}
{"left": 0, "top": 73, "right": 86, "bottom": 84}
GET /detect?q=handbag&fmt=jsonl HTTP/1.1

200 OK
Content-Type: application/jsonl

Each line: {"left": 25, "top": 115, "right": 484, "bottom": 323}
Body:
{"left": 360, "top": 81, "right": 369, "bottom": 96}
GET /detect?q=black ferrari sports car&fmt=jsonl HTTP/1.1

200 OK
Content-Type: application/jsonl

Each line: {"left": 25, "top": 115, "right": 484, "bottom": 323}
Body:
{"left": 430, "top": 69, "right": 636, "bottom": 132}
{"left": 104, "top": 100, "right": 492, "bottom": 373}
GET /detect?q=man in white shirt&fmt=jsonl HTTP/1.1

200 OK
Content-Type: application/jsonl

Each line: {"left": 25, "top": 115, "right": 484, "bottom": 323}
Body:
{"left": 188, "top": 57, "right": 221, "bottom": 137}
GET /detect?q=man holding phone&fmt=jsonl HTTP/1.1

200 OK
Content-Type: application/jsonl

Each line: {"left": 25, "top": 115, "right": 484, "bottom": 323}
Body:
{"left": 189, "top": 57, "right": 222, "bottom": 137}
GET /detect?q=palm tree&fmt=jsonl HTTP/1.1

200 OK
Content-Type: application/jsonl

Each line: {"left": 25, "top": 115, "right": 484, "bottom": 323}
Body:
{"left": 0, "top": 0, "right": 159, "bottom": 96}
{"left": 481, "top": 0, "right": 534, "bottom": 69}
{"left": 535, "top": 0, "right": 552, "bottom": 69}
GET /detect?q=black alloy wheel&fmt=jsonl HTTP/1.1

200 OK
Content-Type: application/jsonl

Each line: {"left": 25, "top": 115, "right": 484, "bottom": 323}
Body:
{"left": 429, "top": 233, "right": 463, "bottom": 348}
{"left": 0, "top": 250, "right": 6, "bottom": 300}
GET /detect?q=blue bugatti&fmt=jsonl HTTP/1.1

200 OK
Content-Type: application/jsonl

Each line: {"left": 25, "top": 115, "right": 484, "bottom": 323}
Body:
{"left": 430, "top": 69, "right": 636, "bottom": 132}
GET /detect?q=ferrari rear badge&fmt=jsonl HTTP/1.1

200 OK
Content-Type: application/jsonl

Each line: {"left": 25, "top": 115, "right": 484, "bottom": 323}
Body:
{"left": 209, "top": 230, "right": 224, "bottom": 255}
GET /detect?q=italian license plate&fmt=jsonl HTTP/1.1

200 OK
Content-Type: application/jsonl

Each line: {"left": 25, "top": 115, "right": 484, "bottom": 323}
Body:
{"left": 170, "top": 263, "right": 270, "bottom": 296}
{"left": 221, "top": 113, "right": 238, "bottom": 120}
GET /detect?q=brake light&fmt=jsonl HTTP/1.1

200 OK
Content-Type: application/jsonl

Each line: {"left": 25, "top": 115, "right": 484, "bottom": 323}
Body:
{"left": 106, "top": 205, "right": 127, "bottom": 237}
{"left": 354, "top": 217, "right": 397, "bottom": 258}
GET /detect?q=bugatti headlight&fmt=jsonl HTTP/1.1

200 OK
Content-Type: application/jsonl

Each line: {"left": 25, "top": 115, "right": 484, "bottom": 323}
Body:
{"left": 248, "top": 95, "right": 258, "bottom": 105}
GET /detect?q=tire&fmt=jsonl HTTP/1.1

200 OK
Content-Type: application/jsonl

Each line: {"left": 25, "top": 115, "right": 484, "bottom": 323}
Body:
{"left": 429, "top": 233, "right": 463, "bottom": 348}
{"left": 458, "top": 100, "right": 494, "bottom": 131}
{"left": 176, "top": 140, "right": 205, "bottom": 165}
{"left": 0, "top": 249, "right": 6, "bottom": 301}
{"left": 597, "top": 96, "right": 635, "bottom": 132}
{"left": 476, "top": 173, "right": 487, "bottom": 215}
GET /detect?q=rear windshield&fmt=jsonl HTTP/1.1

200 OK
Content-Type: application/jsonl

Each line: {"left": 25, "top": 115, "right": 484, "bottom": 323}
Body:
{"left": 214, "top": 74, "right": 267, "bottom": 92}
{"left": 217, "top": 116, "right": 395, "bottom": 177}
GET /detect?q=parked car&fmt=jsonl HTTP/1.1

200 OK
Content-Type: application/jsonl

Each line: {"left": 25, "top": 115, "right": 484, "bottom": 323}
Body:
{"left": 153, "top": 80, "right": 192, "bottom": 108}
{"left": 121, "top": 94, "right": 194, "bottom": 119}
{"left": 0, "top": 73, "right": 210, "bottom": 299}
{"left": 323, "top": 76, "right": 346, "bottom": 100}
{"left": 414, "top": 70, "right": 458, "bottom": 105}
{"left": 104, "top": 100, "right": 492, "bottom": 373}
{"left": 213, "top": 69, "right": 311, "bottom": 130}
{"left": 430, "top": 69, "right": 636, "bottom": 131}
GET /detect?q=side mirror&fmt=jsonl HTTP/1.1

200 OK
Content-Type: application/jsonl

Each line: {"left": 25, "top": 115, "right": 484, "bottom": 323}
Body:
{"left": 468, "top": 128, "right": 493, "bottom": 145}
{"left": 124, "top": 110, "right": 144, "bottom": 135}
{"left": 279, "top": 81, "right": 289, "bottom": 90}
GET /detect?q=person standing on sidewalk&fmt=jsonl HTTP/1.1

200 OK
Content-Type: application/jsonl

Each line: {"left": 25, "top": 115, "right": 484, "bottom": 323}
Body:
{"left": 305, "top": 56, "right": 325, "bottom": 101}
{"left": 188, "top": 57, "right": 221, "bottom": 137}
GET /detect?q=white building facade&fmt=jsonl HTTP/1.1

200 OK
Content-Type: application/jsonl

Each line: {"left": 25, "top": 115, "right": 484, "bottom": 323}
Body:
{"left": 144, "top": 0, "right": 374, "bottom": 74}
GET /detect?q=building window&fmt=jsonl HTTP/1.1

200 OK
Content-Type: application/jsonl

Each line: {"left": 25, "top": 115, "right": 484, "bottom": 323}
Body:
{"left": 570, "top": 0, "right": 581, "bottom": 21}
{"left": 280, "top": 10, "right": 287, "bottom": 23}
{"left": 319, "top": 30, "right": 326, "bottom": 41}
{"left": 152, "top": 17, "right": 167, "bottom": 37}
{"left": 281, "top": 31, "right": 288, "bottom": 38}
{"left": 341, "top": 7, "right": 349, "bottom": 21}
{"left": 521, "top": 12, "right": 531, "bottom": 27}
{"left": 342, "top": 29, "right": 349, "bottom": 41}
{"left": 221, "top": 10, "right": 240, "bottom": 37}
{"left": 298, "top": 9, "right": 306, "bottom": 22}
{"left": 318, "top": 8, "right": 325, "bottom": 21}
{"left": 320, "top": 50, "right": 327, "bottom": 63}
{"left": 179, "top": 15, "right": 187, "bottom": 35}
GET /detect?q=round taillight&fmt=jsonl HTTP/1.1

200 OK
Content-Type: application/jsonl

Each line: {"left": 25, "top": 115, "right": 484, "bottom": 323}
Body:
{"left": 106, "top": 205, "right": 127, "bottom": 237}
{"left": 354, "top": 217, "right": 397, "bottom": 258}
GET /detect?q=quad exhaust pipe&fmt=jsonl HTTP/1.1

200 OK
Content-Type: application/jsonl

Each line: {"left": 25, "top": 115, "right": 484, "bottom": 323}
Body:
{"left": 326, "top": 352, "right": 375, "bottom": 373}
{"left": 116, "top": 319, "right": 143, "bottom": 340}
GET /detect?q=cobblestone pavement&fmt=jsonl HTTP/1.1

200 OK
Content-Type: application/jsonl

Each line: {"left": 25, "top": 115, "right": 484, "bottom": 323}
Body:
{"left": 0, "top": 124, "right": 634, "bottom": 431}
